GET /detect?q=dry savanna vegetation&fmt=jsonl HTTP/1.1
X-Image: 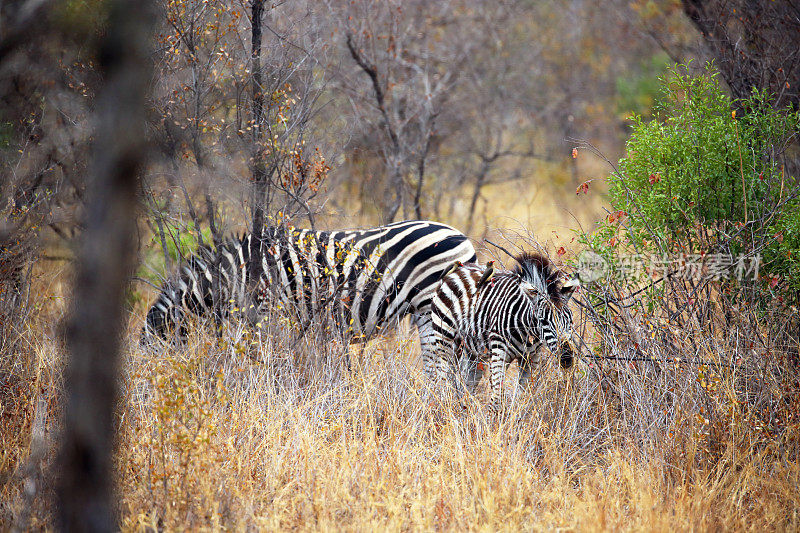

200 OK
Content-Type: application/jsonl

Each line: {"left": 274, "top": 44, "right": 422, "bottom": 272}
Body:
{"left": 6, "top": 255, "right": 800, "bottom": 530}
{"left": 2, "top": 0, "right": 800, "bottom": 530}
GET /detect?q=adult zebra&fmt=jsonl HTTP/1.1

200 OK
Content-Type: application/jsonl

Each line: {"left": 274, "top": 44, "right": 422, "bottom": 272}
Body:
{"left": 429, "top": 253, "right": 579, "bottom": 410}
{"left": 142, "top": 220, "right": 476, "bottom": 362}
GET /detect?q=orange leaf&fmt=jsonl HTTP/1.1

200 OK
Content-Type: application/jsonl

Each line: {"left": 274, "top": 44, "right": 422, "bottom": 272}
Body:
{"left": 607, "top": 210, "right": 627, "bottom": 224}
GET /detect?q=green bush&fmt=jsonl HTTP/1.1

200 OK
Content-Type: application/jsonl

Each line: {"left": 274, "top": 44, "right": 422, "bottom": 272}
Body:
{"left": 765, "top": 201, "right": 800, "bottom": 294}
{"left": 580, "top": 63, "right": 800, "bottom": 296}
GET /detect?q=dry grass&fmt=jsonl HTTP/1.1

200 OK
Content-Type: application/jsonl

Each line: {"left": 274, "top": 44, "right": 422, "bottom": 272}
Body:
{"left": 3, "top": 260, "right": 800, "bottom": 531}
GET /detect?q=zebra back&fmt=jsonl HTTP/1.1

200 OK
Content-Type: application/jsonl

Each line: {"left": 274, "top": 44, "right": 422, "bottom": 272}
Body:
{"left": 142, "top": 220, "right": 476, "bottom": 343}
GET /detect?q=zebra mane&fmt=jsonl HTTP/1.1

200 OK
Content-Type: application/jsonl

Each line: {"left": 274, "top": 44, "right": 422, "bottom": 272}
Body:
{"left": 512, "top": 252, "right": 566, "bottom": 305}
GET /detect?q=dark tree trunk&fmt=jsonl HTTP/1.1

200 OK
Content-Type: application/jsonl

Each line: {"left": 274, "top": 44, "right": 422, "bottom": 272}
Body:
{"left": 56, "top": 0, "right": 152, "bottom": 528}
{"left": 249, "top": 0, "right": 268, "bottom": 285}
{"left": 206, "top": 192, "right": 224, "bottom": 337}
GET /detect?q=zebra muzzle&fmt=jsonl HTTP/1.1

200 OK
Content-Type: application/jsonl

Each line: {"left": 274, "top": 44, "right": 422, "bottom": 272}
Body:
{"left": 559, "top": 345, "right": 575, "bottom": 370}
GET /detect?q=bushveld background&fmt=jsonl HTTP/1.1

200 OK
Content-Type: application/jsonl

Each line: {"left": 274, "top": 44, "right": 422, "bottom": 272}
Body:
{"left": 2, "top": 0, "right": 799, "bottom": 530}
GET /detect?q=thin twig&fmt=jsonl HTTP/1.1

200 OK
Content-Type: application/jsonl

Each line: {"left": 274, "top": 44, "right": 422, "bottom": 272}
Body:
{"left": 483, "top": 238, "right": 518, "bottom": 262}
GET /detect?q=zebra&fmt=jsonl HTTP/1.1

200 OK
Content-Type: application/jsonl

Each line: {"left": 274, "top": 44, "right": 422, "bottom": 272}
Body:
{"left": 429, "top": 252, "right": 579, "bottom": 410}
{"left": 142, "top": 220, "right": 476, "bottom": 363}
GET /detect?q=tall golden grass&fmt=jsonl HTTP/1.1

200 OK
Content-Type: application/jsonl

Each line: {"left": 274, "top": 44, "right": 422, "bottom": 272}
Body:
{"left": 3, "top": 261, "right": 799, "bottom": 530}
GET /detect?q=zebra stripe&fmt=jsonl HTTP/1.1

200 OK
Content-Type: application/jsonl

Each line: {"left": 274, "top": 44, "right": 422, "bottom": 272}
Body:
{"left": 142, "top": 220, "right": 476, "bottom": 358}
{"left": 430, "top": 253, "right": 578, "bottom": 410}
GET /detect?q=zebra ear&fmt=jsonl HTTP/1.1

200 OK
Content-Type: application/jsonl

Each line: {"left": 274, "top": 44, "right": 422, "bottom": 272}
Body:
{"left": 561, "top": 275, "right": 580, "bottom": 301}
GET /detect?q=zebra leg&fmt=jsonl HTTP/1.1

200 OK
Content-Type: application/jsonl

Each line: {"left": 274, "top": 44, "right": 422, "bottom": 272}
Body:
{"left": 488, "top": 336, "right": 508, "bottom": 412}
{"left": 430, "top": 333, "right": 464, "bottom": 404}
{"left": 413, "top": 312, "right": 438, "bottom": 379}
{"left": 432, "top": 338, "right": 450, "bottom": 385}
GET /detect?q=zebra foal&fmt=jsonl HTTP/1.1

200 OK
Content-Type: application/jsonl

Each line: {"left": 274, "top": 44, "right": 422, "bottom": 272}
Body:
{"left": 142, "top": 220, "right": 476, "bottom": 364}
{"left": 429, "top": 253, "right": 579, "bottom": 410}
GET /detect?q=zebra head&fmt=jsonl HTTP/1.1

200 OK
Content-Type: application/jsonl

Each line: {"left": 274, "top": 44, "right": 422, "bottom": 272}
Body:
{"left": 513, "top": 253, "right": 579, "bottom": 369}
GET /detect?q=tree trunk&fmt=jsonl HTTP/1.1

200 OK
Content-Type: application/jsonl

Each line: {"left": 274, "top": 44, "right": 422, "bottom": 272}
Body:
{"left": 56, "top": 0, "right": 152, "bottom": 528}
{"left": 249, "top": 0, "right": 268, "bottom": 285}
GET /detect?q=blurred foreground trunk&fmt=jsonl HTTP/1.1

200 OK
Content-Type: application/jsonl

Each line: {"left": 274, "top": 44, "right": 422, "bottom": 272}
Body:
{"left": 57, "top": 0, "right": 152, "bottom": 528}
